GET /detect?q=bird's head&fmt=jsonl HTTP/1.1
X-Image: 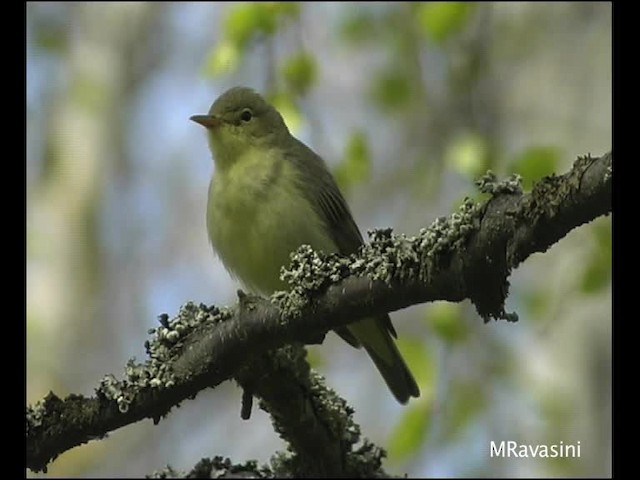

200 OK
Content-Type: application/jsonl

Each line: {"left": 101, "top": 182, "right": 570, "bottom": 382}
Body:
{"left": 190, "top": 87, "right": 290, "bottom": 168}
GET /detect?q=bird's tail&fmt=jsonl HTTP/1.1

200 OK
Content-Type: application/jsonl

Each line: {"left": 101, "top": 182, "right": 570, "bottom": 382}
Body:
{"left": 346, "top": 315, "right": 420, "bottom": 404}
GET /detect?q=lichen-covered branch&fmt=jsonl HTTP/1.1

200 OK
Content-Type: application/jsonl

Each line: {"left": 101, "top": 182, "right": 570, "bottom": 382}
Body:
{"left": 26, "top": 152, "right": 612, "bottom": 475}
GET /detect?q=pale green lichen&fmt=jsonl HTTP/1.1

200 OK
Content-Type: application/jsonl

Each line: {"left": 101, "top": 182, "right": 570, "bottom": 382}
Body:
{"left": 345, "top": 439, "right": 387, "bottom": 478}
{"left": 26, "top": 397, "right": 48, "bottom": 433}
{"left": 271, "top": 197, "right": 484, "bottom": 319}
{"left": 146, "top": 464, "right": 181, "bottom": 478}
{"left": 269, "top": 450, "right": 297, "bottom": 477}
{"left": 354, "top": 197, "right": 483, "bottom": 287}
{"left": 252, "top": 346, "right": 367, "bottom": 476}
{"left": 604, "top": 162, "right": 612, "bottom": 182}
{"left": 95, "top": 302, "right": 232, "bottom": 414}
{"left": 274, "top": 245, "right": 352, "bottom": 319}
{"left": 476, "top": 170, "right": 523, "bottom": 195}
{"left": 307, "top": 369, "right": 360, "bottom": 445}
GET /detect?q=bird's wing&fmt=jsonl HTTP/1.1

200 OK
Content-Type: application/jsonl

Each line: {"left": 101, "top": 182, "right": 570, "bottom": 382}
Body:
{"left": 286, "top": 139, "right": 364, "bottom": 254}
{"left": 286, "top": 138, "right": 364, "bottom": 252}
{"left": 285, "top": 138, "right": 398, "bottom": 342}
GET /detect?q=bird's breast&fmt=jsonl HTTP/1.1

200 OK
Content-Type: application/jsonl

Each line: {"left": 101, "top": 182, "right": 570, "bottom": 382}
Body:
{"left": 207, "top": 149, "right": 336, "bottom": 294}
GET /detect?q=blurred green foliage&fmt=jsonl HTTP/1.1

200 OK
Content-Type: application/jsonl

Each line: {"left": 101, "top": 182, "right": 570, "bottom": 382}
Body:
{"left": 371, "top": 69, "right": 413, "bottom": 113}
{"left": 441, "top": 380, "right": 487, "bottom": 442}
{"left": 387, "top": 399, "right": 432, "bottom": 461}
{"left": 33, "top": 23, "right": 68, "bottom": 53}
{"left": 522, "top": 289, "right": 551, "bottom": 320}
{"left": 415, "top": 2, "right": 473, "bottom": 43}
{"left": 538, "top": 393, "right": 578, "bottom": 474}
{"left": 202, "top": 3, "right": 313, "bottom": 142}
{"left": 72, "top": 74, "right": 111, "bottom": 112}
{"left": 510, "top": 146, "right": 561, "bottom": 191}
{"left": 340, "top": 9, "right": 384, "bottom": 45}
{"left": 426, "top": 302, "right": 468, "bottom": 344}
{"left": 445, "top": 132, "right": 490, "bottom": 180}
{"left": 387, "top": 337, "right": 436, "bottom": 461}
{"left": 281, "top": 52, "right": 317, "bottom": 96}
{"left": 202, "top": 40, "right": 240, "bottom": 77}
{"left": 334, "top": 130, "right": 371, "bottom": 191}
{"left": 223, "top": 2, "right": 298, "bottom": 48}
{"left": 580, "top": 218, "right": 612, "bottom": 293}
{"left": 203, "top": 3, "right": 300, "bottom": 78}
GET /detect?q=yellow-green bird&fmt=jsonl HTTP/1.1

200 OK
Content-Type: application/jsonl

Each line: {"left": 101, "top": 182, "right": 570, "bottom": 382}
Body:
{"left": 191, "top": 86, "right": 419, "bottom": 403}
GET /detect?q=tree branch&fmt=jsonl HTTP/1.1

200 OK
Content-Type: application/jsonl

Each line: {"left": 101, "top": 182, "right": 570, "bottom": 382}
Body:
{"left": 26, "top": 152, "right": 612, "bottom": 475}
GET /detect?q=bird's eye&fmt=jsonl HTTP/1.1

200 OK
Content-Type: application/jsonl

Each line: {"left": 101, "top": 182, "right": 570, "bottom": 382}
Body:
{"left": 240, "top": 109, "right": 253, "bottom": 122}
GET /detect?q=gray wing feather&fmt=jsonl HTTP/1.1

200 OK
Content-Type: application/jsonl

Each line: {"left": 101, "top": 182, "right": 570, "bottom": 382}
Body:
{"left": 285, "top": 138, "right": 398, "bottom": 340}
{"left": 286, "top": 138, "right": 364, "bottom": 254}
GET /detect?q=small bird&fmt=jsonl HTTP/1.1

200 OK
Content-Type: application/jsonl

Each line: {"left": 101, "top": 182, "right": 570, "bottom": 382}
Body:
{"left": 191, "top": 86, "right": 419, "bottom": 403}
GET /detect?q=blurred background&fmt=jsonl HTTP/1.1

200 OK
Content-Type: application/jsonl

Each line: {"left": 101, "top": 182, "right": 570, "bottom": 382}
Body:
{"left": 26, "top": 2, "right": 611, "bottom": 477}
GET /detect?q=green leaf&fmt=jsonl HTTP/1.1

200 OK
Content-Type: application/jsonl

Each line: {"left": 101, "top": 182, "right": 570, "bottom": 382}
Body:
{"left": 370, "top": 69, "right": 412, "bottom": 112}
{"left": 267, "top": 2, "right": 300, "bottom": 18}
{"left": 592, "top": 217, "right": 612, "bottom": 252}
{"left": 33, "top": 24, "right": 67, "bottom": 53}
{"left": 223, "top": 3, "right": 278, "bottom": 47}
{"left": 426, "top": 302, "right": 468, "bottom": 344}
{"left": 580, "top": 255, "right": 611, "bottom": 293}
{"left": 281, "top": 52, "right": 317, "bottom": 96}
{"left": 445, "top": 132, "right": 489, "bottom": 180}
{"left": 387, "top": 400, "right": 432, "bottom": 462}
{"left": 202, "top": 40, "right": 241, "bottom": 77}
{"left": 341, "top": 11, "right": 379, "bottom": 44}
{"left": 71, "top": 74, "right": 109, "bottom": 111}
{"left": 387, "top": 336, "right": 435, "bottom": 461}
{"left": 521, "top": 290, "right": 550, "bottom": 319}
{"left": 334, "top": 130, "right": 371, "bottom": 191}
{"left": 442, "top": 381, "right": 486, "bottom": 441}
{"left": 580, "top": 219, "right": 612, "bottom": 293}
{"left": 510, "top": 146, "right": 561, "bottom": 190}
{"left": 416, "top": 2, "right": 472, "bottom": 43}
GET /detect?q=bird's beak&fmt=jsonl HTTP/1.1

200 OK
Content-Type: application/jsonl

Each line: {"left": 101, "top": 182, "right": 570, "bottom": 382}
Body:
{"left": 190, "top": 114, "right": 223, "bottom": 129}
